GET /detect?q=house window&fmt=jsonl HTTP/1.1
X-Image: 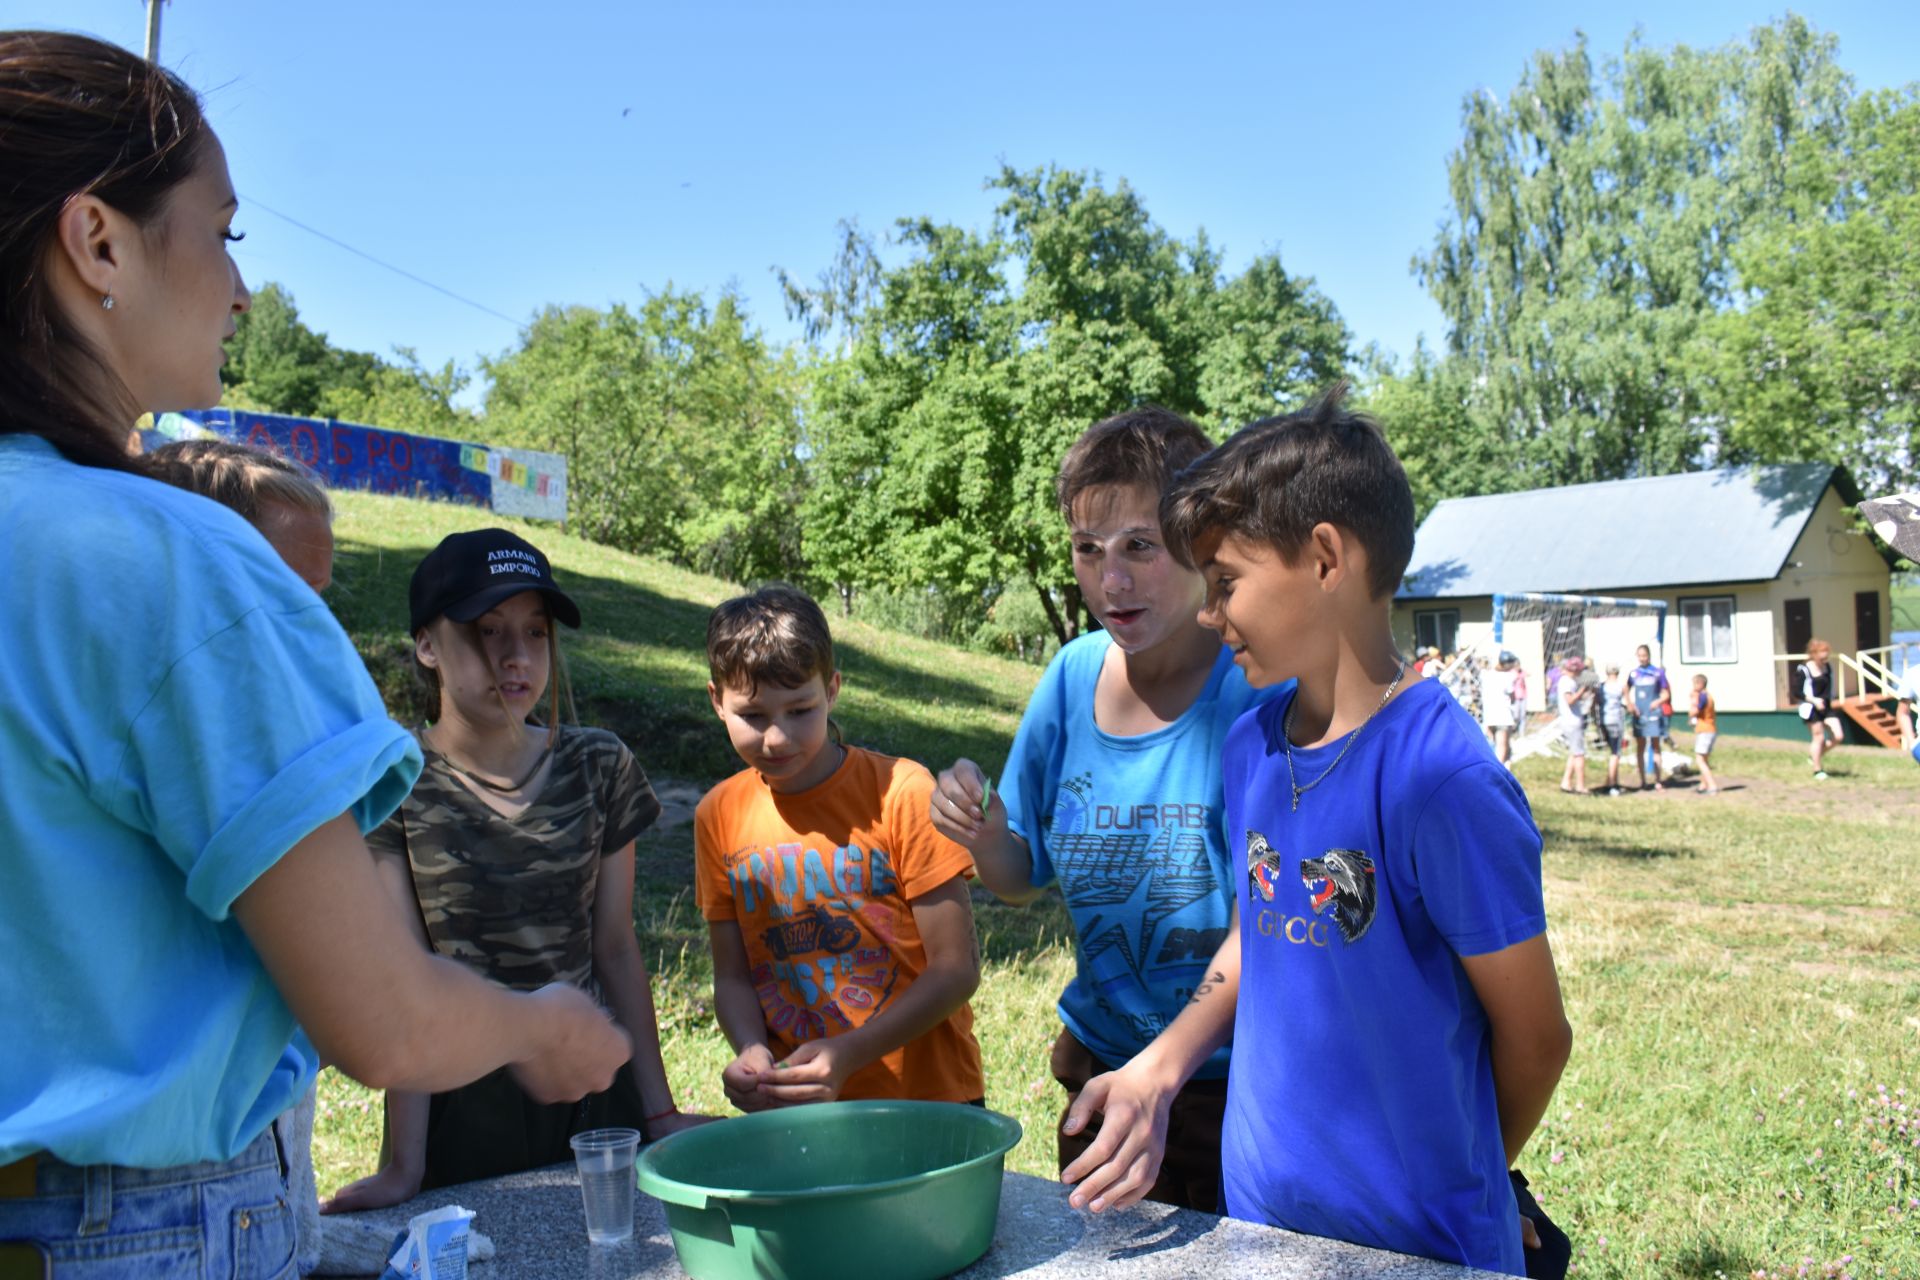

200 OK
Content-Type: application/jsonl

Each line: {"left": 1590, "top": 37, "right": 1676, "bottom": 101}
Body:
{"left": 1679, "top": 596, "right": 1736, "bottom": 663}
{"left": 1414, "top": 609, "right": 1460, "bottom": 656}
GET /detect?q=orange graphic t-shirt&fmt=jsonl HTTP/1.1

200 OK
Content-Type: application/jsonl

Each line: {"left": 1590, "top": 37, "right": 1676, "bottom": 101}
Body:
{"left": 694, "top": 746, "right": 983, "bottom": 1103}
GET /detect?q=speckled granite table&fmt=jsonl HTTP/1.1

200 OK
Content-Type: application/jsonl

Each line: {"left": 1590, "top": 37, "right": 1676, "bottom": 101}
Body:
{"left": 331, "top": 1163, "right": 1512, "bottom": 1279}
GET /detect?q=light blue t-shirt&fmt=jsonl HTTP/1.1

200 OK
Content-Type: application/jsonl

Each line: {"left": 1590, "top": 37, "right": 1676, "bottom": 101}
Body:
{"left": 0, "top": 435, "right": 420, "bottom": 1169}
{"left": 999, "top": 631, "right": 1276, "bottom": 1076}
{"left": 1221, "top": 677, "right": 1545, "bottom": 1275}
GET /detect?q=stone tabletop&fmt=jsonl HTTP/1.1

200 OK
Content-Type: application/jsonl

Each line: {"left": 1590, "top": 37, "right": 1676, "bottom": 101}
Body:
{"left": 332, "top": 1164, "right": 1512, "bottom": 1280}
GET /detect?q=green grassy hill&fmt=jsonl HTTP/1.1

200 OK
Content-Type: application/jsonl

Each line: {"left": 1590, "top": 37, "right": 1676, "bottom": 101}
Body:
{"left": 316, "top": 492, "right": 1917, "bottom": 1280}
{"left": 327, "top": 490, "right": 1040, "bottom": 781}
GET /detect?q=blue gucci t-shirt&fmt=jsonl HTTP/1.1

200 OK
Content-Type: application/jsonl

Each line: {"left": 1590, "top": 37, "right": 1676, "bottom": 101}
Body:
{"left": 1220, "top": 676, "right": 1546, "bottom": 1274}
{"left": 1000, "top": 631, "right": 1277, "bottom": 1075}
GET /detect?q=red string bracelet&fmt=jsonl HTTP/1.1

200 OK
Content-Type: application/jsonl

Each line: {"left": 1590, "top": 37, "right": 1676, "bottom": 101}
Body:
{"left": 643, "top": 1106, "right": 679, "bottom": 1126}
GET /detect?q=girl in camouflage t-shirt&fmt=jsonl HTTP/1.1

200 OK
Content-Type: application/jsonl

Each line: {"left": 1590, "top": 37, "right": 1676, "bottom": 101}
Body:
{"left": 323, "top": 530, "right": 709, "bottom": 1212}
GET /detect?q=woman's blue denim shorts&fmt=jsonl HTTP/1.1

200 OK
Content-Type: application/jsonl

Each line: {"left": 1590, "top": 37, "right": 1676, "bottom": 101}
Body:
{"left": 0, "top": 1128, "right": 293, "bottom": 1279}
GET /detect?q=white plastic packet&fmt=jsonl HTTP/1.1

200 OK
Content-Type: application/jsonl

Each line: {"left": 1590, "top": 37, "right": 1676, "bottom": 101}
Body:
{"left": 378, "top": 1204, "right": 476, "bottom": 1280}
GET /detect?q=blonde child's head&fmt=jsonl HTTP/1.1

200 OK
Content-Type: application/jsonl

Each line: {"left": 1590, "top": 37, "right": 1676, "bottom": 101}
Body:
{"left": 145, "top": 438, "right": 333, "bottom": 591}
{"left": 1692, "top": 673, "right": 1708, "bottom": 690}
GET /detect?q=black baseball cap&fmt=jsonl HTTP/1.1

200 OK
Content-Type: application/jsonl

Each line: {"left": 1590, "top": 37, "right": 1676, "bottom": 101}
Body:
{"left": 408, "top": 529, "right": 582, "bottom": 634}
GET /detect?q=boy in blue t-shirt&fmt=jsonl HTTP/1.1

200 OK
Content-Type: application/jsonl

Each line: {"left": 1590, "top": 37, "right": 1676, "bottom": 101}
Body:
{"left": 931, "top": 406, "right": 1275, "bottom": 1212}
{"left": 1057, "top": 388, "right": 1572, "bottom": 1276}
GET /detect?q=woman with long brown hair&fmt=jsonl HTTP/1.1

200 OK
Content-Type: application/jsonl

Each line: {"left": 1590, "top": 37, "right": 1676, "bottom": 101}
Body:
{"left": 0, "top": 32, "right": 628, "bottom": 1277}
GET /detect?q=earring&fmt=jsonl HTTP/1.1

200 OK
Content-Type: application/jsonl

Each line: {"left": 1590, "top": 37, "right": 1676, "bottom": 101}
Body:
{"left": 101, "top": 292, "right": 115, "bottom": 311}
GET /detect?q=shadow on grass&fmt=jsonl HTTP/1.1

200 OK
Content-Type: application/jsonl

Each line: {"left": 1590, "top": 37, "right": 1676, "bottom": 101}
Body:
{"left": 974, "top": 891, "right": 1075, "bottom": 966}
{"left": 1546, "top": 825, "right": 1688, "bottom": 861}
{"left": 1667, "top": 1233, "right": 1759, "bottom": 1279}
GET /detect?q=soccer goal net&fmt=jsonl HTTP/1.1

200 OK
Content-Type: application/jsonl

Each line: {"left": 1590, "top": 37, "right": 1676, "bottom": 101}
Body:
{"left": 1433, "top": 592, "right": 1669, "bottom": 764}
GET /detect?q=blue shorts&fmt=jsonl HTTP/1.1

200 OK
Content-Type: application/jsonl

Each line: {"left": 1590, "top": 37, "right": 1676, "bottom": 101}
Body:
{"left": 1601, "top": 721, "right": 1624, "bottom": 754}
{"left": 0, "top": 1128, "right": 293, "bottom": 1279}
{"left": 1635, "top": 712, "right": 1667, "bottom": 739}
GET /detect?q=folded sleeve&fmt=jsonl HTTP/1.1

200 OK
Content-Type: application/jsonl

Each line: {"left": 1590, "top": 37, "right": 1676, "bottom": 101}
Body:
{"left": 104, "top": 600, "right": 420, "bottom": 922}
{"left": 1411, "top": 761, "right": 1547, "bottom": 958}
{"left": 887, "top": 762, "right": 976, "bottom": 900}
{"left": 600, "top": 736, "right": 661, "bottom": 853}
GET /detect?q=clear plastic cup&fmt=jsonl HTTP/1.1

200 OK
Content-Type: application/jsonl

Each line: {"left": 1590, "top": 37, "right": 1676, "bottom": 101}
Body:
{"left": 570, "top": 1127, "right": 641, "bottom": 1245}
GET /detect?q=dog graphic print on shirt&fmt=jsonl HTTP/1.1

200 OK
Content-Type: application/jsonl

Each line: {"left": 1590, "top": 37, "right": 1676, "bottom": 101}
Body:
{"left": 1247, "top": 830, "right": 1378, "bottom": 943}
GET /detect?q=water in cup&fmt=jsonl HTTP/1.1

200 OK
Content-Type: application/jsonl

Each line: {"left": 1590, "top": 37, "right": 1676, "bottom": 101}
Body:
{"left": 570, "top": 1127, "right": 641, "bottom": 1245}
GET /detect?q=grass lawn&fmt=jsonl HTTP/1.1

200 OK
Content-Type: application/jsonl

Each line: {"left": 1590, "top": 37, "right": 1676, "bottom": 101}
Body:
{"left": 313, "top": 493, "right": 1916, "bottom": 1279}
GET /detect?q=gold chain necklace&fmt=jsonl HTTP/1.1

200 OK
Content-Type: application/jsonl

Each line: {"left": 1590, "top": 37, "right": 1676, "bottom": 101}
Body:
{"left": 1282, "top": 661, "right": 1407, "bottom": 812}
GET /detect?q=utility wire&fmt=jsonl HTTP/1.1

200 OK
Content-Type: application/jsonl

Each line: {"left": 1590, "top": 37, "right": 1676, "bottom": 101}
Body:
{"left": 242, "top": 196, "right": 524, "bottom": 329}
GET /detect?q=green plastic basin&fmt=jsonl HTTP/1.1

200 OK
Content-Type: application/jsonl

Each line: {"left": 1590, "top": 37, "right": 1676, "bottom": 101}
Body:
{"left": 635, "top": 1100, "right": 1022, "bottom": 1280}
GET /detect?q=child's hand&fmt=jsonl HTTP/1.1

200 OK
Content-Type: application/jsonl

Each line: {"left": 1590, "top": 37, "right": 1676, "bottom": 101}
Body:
{"left": 721, "top": 1044, "right": 778, "bottom": 1113}
{"left": 931, "top": 758, "right": 1001, "bottom": 847}
{"left": 1059, "top": 1062, "right": 1177, "bottom": 1213}
{"left": 757, "top": 1040, "right": 854, "bottom": 1105}
{"left": 319, "top": 1163, "right": 422, "bottom": 1214}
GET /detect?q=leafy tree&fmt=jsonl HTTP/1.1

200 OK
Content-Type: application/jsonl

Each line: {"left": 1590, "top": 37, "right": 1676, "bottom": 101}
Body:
{"left": 221, "top": 282, "right": 385, "bottom": 417}
{"left": 787, "top": 165, "right": 1351, "bottom": 646}
{"left": 1358, "top": 343, "right": 1516, "bottom": 522}
{"left": 482, "top": 289, "right": 806, "bottom": 584}
{"left": 318, "top": 346, "right": 478, "bottom": 440}
{"left": 1708, "top": 88, "right": 1920, "bottom": 491}
{"left": 221, "top": 282, "right": 333, "bottom": 414}
{"left": 1414, "top": 18, "right": 1851, "bottom": 485}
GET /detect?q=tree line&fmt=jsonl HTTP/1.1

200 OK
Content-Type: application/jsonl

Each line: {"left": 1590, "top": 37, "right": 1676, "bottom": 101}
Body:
{"left": 222, "top": 15, "right": 1918, "bottom": 661}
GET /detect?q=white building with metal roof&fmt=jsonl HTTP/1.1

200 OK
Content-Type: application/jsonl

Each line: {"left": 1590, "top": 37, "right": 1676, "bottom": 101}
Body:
{"left": 1393, "top": 464, "right": 1899, "bottom": 735}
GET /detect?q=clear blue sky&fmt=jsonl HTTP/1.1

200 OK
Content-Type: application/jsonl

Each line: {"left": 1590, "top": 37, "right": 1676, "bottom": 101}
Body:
{"left": 21, "top": 1, "right": 1920, "bottom": 408}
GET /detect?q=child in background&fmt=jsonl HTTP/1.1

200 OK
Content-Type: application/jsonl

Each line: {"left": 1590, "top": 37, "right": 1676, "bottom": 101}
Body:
{"left": 1690, "top": 674, "right": 1721, "bottom": 795}
{"left": 930, "top": 407, "right": 1274, "bottom": 1211}
{"left": 698, "top": 586, "right": 983, "bottom": 1109}
{"left": 145, "top": 439, "right": 336, "bottom": 593}
{"left": 1797, "top": 639, "right": 1842, "bottom": 780}
{"left": 1060, "top": 387, "right": 1572, "bottom": 1276}
{"left": 1895, "top": 663, "right": 1920, "bottom": 760}
{"left": 326, "top": 529, "right": 705, "bottom": 1211}
{"left": 1481, "top": 651, "right": 1521, "bottom": 767}
{"left": 1599, "top": 664, "right": 1628, "bottom": 796}
{"left": 1628, "top": 644, "right": 1670, "bottom": 791}
{"left": 1556, "top": 657, "right": 1592, "bottom": 795}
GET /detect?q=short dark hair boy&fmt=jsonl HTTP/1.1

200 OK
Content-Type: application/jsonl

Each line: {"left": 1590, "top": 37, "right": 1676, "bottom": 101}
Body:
{"left": 697, "top": 584, "right": 984, "bottom": 1111}
{"left": 1061, "top": 386, "right": 1572, "bottom": 1274}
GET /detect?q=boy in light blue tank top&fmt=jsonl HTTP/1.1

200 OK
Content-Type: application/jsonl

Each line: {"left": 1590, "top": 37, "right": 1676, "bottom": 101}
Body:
{"left": 931, "top": 407, "right": 1276, "bottom": 1212}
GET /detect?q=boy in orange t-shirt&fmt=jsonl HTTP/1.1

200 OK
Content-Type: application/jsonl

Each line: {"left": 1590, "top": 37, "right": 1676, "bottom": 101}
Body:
{"left": 696, "top": 585, "right": 984, "bottom": 1107}
{"left": 1689, "top": 673, "right": 1721, "bottom": 796}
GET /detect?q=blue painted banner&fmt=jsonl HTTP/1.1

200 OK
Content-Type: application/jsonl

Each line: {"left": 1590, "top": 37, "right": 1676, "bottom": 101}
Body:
{"left": 137, "top": 408, "right": 568, "bottom": 522}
